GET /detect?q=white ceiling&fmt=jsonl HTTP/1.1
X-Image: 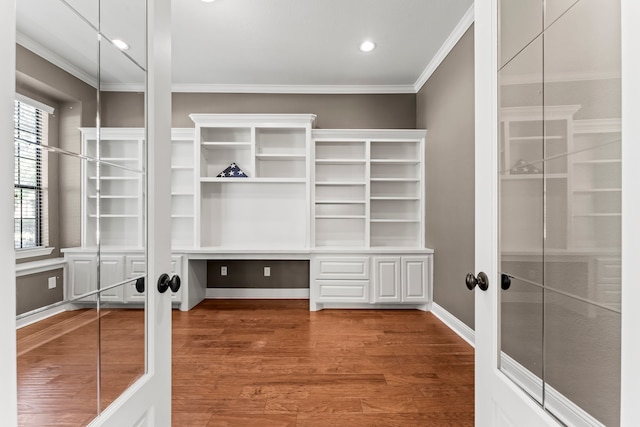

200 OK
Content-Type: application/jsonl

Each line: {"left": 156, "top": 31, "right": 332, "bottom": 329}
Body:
{"left": 16, "top": 0, "right": 475, "bottom": 93}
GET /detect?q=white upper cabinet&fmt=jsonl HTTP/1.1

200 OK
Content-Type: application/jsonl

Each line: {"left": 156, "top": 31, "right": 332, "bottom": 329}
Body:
{"left": 190, "top": 114, "right": 316, "bottom": 249}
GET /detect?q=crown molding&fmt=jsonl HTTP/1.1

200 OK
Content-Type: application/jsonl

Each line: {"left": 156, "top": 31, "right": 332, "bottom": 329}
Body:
{"left": 500, "top": 71, "right": 621, "bottom": 86}
{"left": 413, "top": 4, "right": 475, "bottom": 93}
{"left": 100, "top": 83, "right": 145, "bottom": 92}
{"left": 16, "top": 32, "right": 98, "bottom": 89}
{"left": 171, "top": 83, "right": 416, "bottom": 94}
{"left": 19, "top": 4, "right": 479, "bottom": 96}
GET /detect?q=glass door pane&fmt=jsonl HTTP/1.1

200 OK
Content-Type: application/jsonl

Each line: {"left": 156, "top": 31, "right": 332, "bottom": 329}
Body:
{"left": 543, "top": 0, "right": 621, "bottom": 425}
{"left": 498, "top": 0, "right": 622, "bottom": 425}
{"left": 498, "top": 28, "right": 545, "bottom": 404}
{"left": 15, "top": 0, "right": 102, "bottom": 423}
{"left": 97, "top": 0, "right": 147, "bottom": 413}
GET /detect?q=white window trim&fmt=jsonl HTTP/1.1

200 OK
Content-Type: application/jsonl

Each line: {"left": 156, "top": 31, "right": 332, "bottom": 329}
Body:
{"left": 14, "top": 95, "right": 53, "bottom": 254}
{"left": 15, "top": 246, "right": 54, "bottom": 260}
{"left": 15, "top": 93, "right": 54, "bottom": 115}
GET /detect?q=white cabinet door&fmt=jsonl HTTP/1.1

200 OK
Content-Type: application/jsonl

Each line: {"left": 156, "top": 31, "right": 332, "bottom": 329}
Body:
{"left": 401, "top": 257, "right": 429, "bottom": 303}
{"left": 99, "top": 256, "right": 125, "bottom": 303}
{"left": 125, "top": 256, "right": 147, "bottom": 303}
{"left": 69, "top": 255, "right": 98, "bottom": 300}
{"left": 373, "top": 257, "right": 401, "bottom": 303}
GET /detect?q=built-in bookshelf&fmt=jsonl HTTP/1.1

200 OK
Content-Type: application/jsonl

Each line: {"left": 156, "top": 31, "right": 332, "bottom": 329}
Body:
{"left": 190, "top": 114, "right": 316, "bottom": 248}
{"left": 570, "top": 119, "right": 621, "bottom": 250}
{"left": 81, "top": 128, "right": 144, "bottom": 248}
{"left": 499, "top": 106, "right": 579, "bottom": 252}
{"left": 312, "top": 130, "right": 426, "bottom": 249}
{"left": 170, "top": 129, "right": 196, "bottom": 249}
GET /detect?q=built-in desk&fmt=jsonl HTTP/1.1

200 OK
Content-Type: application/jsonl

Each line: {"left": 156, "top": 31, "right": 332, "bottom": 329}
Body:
{"left": 182, "top": 248, "right": 434, "bottom": 312}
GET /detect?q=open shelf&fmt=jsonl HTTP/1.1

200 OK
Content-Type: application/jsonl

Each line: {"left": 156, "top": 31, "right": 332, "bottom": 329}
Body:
{"left": 312, "top": 131, "right": 425, "bottom": 249}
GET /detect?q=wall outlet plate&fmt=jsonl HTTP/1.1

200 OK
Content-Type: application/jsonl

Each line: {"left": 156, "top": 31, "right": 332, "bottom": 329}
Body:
{"left": 48, "top": 276, "right": 57, "bottom": 289}
{"left": 221, "top": 266, "right": 227, "bottom": 276}
{"left": 264, "top": 266, "right": 271, "bottom": 277}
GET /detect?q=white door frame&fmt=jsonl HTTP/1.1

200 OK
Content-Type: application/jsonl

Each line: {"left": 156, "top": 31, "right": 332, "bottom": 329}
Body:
{"left": 475, "top": 0, "right": 640, "bottom": 425}
{"left": 620, "top": 0, "right": 640, "bottom": 424}
{"left": 0, "top": 0, "right": 18, "bottom": 424}
{"left": 88, "top": 0, "right": 174, "bottom": 424}
{"left": 473, "top": 1, "right": 559, "bottom": 424}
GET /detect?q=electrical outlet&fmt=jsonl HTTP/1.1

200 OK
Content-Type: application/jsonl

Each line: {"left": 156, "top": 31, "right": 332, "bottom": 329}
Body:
{"left": 48, "top": 276, "right": 57, "bottom": 289}
{"left": 264, "top": 266, "right": 271, "bottom": 277}
{"left": 221, "top": 266, "right": 227, "bottom": 276}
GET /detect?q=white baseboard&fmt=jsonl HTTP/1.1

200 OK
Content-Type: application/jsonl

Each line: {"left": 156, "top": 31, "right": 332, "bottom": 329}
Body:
{"left": 430, "top": 302, "right": 475, "bottom": 347}
{"left": 314, "top": 303, "right": 429, "bottom": 311}
{"left": 501, "top": 353, "right": 606, "bottom": 427}
{"left": 429, "top": 304, "right": 604, "bottom": 426}
{"left": 205, "top": 288, "right": 310, "bottom": 299}
{"left": 16, "top": 303, "right": 69, "bottom": 329}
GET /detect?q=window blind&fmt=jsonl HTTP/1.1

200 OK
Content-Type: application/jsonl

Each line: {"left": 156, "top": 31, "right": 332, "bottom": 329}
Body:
{"left": 14, "top": 100, "right": 45, "bottom": 249}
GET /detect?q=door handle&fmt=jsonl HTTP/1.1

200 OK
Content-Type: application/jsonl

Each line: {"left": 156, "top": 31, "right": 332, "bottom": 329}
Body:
{"left": 466, "top": 272, "right": 489, "bottom": 291}
{"left": 135, "top": 277, "right": 145, "bottom": 293}
{"left": 157, "top": 273, "right": 181, "bottom": 293}
{"left": 501, "top": 273, "right": 511, "bottom": 290}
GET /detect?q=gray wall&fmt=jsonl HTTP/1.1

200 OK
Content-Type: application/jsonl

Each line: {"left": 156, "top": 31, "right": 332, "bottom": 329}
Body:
{"left": 15, "top": 45, "right": 96, "bottom": 313}
{"left": 416, "top": 27, "right": 475, "bottom": 329}
{"left": 16, "top": 269, "right": 64, "bottom": 315}
{"left": 99, "top": 92, "right": 416, "bottom": 129}
{"left": 207, "top": 260, "right": 309, "bottom": 289}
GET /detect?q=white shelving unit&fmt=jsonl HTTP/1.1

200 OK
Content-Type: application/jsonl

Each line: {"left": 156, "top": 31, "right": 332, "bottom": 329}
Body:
{"left": 74, "top": 118, "right": 433, "bottom": 313}
{"left": 571, "top": 119, "right": 621, "bottom": 250}
{"left": 499, "top": 106, "right": 580, "bottom": 252}
{"left": 81, "top": 128, "right": 145, "bottom": 248}
{"left": 309, "top": 129, "right": 430, "bottom": 312}
{"left": 171, "top": 128, "right": 197, "bottom": 249}
{"left": 190, "top": 114, "right": 316, "bottom": 249}
{"left": 311, "top": 130, "right": 426, "bottom": 249}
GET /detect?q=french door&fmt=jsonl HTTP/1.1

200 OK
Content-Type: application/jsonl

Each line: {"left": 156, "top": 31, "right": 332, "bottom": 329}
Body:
{"left": 1, "top": 0, "right": 174, "bottom": 425}
{"left": 474, "top": 0, "right": 640, "bottom": 426}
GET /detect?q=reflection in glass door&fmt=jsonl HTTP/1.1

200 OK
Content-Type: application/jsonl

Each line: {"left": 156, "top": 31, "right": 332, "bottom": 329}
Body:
{"left": 498, "top": 0, "right": 621, "bottom": 425}
{"left": 14, "top": 0, "right": 148, "bottom": 424}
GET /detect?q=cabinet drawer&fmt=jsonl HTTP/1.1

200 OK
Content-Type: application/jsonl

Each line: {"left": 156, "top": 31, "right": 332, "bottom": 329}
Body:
{"left": 315, "top": 257, "right": 369, "bottom": 279}
{"left": 315, "top": 280, "right": 370, "bottom": 303}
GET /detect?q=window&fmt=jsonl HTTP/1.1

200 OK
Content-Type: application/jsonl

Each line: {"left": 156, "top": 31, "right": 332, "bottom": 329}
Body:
{"left": 14, "top": 100, "right": 46, "bottom": 249}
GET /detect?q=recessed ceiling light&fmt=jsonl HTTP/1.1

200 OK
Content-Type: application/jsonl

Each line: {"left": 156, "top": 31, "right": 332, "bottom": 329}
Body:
{"left": 112, "top": 39, "right": 130, "bottom": 51}
{"left": 201, "top": 0, "right": 216, "bottom": 2}
{"left": 359, "top": 40, "right": 376, "bottom": 53}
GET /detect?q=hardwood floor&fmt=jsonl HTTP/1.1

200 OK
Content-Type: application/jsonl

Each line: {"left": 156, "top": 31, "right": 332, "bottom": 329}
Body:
{"left": 17, "top": 300, "right": 474, "bottom": 426}
{"left": 172, "top": 300, "right": 474, "bottom": 426}
{"left": 17, "top": 308, "right": 145, "bottom": 426}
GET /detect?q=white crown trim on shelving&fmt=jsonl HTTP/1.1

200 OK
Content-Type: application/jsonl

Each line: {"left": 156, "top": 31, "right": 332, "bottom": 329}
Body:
{"left": 312, "top": 129, "right": 427, "bottom": 140}
{"left": 173, "top": 84, "right": 416, "bottom": 94}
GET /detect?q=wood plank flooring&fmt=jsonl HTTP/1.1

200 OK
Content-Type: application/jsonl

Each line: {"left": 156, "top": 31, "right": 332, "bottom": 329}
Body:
{"left": 17, "top": 300, "right": 474, "bottom": 426}
{"left": 172, "top": 300, "right": 474, "bottom": 426}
